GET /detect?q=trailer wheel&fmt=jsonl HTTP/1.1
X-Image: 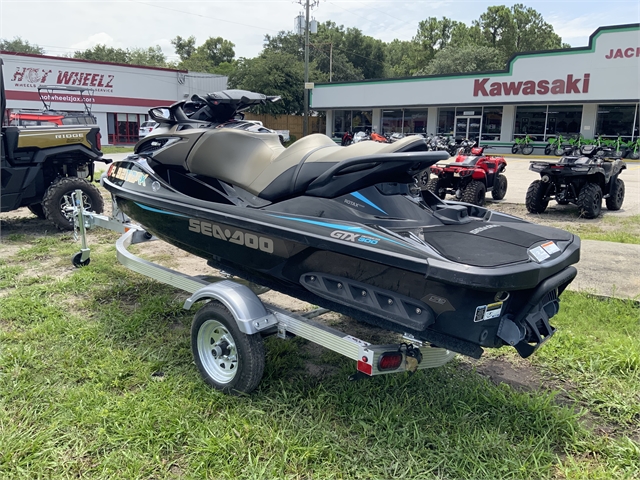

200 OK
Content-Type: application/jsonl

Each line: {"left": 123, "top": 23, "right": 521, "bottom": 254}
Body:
{"left": 42, "top": 177, "right": 104, "bottom": 231}
{"left": 191, "top": 301, "right": 265, "bottom": 395}
{"left": 72, "top": 251, "right": 91, "bottom": 268}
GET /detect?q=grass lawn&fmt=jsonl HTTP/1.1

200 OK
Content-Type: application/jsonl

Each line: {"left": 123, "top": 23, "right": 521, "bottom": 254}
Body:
{"left": 560, "top": 215, "right": 640, "bottom": 244}
{"left": 0, "top": 218, "right": 638, "bottom": 479}
{"left": 101, "top": 146, "right": 135, "bottom": 155}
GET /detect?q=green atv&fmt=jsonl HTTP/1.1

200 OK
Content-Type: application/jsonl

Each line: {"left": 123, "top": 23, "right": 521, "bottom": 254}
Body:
{"left": 1, "top": 59, "right": 109, "bottom": 230}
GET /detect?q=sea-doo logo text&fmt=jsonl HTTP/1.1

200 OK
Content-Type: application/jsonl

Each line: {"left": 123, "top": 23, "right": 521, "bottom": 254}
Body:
{"left": 189, "top": 219, "right": 274, "bottom": 253}
{"left": 330, "top": 230, "right": 379, "bottom": 245}
{"left": 469, "top": 224, "right": 501, "bottom": 235}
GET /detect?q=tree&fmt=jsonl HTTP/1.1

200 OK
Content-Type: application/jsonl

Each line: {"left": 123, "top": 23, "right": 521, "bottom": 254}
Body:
{"left": 73, "top": 44, "right": 167, "bottom": 67}
{"left": 0, "top": 37, "right": 45, "bottom": 54}
{"left": 420, "top": 45, "right": 505, "bottom": 75}
{"left": 342, "top": 27, "right": 386, "bottom": 80}
{"left": 128, "top": 46, "right": 167, "bottom": 67}
{"left": 473, "top": 4, "right": 565, "bottom": 61}
{"left": 74, "top": 44, "right": 130, "bottom": 64}
{"left": 229, "top": 51, "right": 310, "bottom": 115}
{"left": 412, "top": 17, "right": 459, "bottom": 71}
{"left": 385, "top": 39, "right": 419, "bottom": 77}
{"left": 171, "top": 35, "right": 197, "bottom": 61}
{"left": 171, "top": 36, "right": 236, "bottom": 75}
{"left": 510, "top": 4, "right": 564, "bottom": 55}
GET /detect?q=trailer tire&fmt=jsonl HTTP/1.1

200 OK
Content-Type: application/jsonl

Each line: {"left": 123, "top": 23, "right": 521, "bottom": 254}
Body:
{"left": 42, "top": 177, "right": 104, "bottom": 231}
{"left": 191, "top": 301, "right": 265, "bottom": 395}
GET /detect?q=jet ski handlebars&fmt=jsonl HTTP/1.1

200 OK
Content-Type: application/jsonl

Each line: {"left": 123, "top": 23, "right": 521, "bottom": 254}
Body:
{"left": 148, "top": 90, "right": 282, "bottom": 126}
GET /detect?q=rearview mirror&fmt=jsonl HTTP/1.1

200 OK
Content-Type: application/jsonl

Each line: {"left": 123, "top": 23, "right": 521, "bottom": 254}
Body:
{"left": 149, "top": 107, "right": 172, "bottom": 123}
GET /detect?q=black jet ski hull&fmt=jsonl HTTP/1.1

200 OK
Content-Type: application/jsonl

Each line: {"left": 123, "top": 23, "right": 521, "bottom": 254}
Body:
{"left": 103, "top": 159, "right": 579, "bottom": 359}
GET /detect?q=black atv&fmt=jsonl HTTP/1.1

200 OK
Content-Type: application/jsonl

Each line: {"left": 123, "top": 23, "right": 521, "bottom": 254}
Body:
{"left": 1, "top": 59, "right": 108, "bottom": 230}
{"left": 526, "top": 145, "right": 626, "bottom": 219}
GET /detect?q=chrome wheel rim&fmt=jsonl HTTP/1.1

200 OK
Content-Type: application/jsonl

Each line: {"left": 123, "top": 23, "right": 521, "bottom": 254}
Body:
{"left": 197, "top": 319, "right": 238, "bottom": 384}
{"left": 59, "top": 191, "right": 92, "bottom": 220}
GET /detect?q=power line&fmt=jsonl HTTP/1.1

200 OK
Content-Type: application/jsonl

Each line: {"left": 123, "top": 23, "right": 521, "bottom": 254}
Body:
{"left": 132, "top": 0, "right": 282, "bottom": 33}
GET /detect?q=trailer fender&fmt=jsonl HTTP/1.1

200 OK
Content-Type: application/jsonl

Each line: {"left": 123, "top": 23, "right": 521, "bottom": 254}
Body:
{"left": 184, "top": 280, "right": 278, "bottom": 335}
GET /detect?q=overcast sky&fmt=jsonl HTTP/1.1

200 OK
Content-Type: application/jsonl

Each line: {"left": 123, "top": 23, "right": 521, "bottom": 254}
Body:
{"left": 0, "top": 0, "right": 638, "bottom": 62}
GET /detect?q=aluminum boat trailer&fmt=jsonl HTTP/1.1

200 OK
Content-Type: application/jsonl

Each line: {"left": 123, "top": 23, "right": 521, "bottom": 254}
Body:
{"left": 71, "top": 191, "right": 455, "bottom": 394}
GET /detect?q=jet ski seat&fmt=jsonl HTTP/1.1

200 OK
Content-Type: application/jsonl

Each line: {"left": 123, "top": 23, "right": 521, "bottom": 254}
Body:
{"left": 187, "top": 130, "right": 428, "bottom": 200}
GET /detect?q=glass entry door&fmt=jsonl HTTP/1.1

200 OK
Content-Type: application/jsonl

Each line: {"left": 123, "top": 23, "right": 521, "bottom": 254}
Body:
{"left": 454, "top": 116, "right": 482, "bottom": 142}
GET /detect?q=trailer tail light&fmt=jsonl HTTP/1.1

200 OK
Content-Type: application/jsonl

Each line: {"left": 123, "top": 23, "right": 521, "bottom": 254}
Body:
{"left": 378, "top": 352, "right": 403, "bottom": 371}
{"left": 96, "top": 132, "right": 102, "bottom": 151}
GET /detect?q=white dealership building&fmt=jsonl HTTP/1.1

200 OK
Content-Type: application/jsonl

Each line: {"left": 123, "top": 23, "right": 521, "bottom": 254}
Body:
{"left": 1, "top": 51, "right": 227, "bottom": 145}
{"left": 312, "top": 24, "right": 640, "bottom": 152}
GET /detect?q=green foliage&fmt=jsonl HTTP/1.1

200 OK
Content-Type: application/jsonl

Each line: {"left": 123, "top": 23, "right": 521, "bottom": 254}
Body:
{"left": 171, "top": 35, "right": 237, "bottom": 75}
{"left": 474, "top": 3, "right": 564, "bottom": 61}
{"left": 421, "top": 44, "right": 505, "bottom": 75}
{"left": 229, "top": 51, "right": 307, "bottom": 115}
{"left": 0, "top": 37, "right": 44, "bottom": 54}
{"left": 73, "top": 44, "right": 167, "bottom": 67}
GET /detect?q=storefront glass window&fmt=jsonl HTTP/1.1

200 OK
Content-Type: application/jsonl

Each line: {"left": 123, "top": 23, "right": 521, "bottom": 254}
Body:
{"left": 110, "top": 112, "right": 141, "bottom": 144}
{"left": 596, "top": 104, "right": 639, "bottom": 138}
{"left": 438, "top": 108, "right": 455, "bottom": 136}
{"left": 333, "top": 110, "right": 352, "bottom": 137}
{"left": 382, "top": 109, "right": 428, "bottom": 134}
{"left": 351, "top": 111, "right": 372, "bottom": 133}
{"left": 546, "top": 105, "right": 583, "bottom": 138}
{"left": 514, "top": 106, "right": 547, "bottom": 140}
{"left": 382, "top": 110, "right": 404, "bottom": 134}
{"left": 406, "top": 109, "right": 428, "bottom": 134}
{"left": 481, "top": 106, "right": 502, "bottom": 141}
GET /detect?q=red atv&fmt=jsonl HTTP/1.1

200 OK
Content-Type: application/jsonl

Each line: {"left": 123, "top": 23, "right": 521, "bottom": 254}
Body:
{"left": 422, "top": 146, "right": 508, "bottom": 206}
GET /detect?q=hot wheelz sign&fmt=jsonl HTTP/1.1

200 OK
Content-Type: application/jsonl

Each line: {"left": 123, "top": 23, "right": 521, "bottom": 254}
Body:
{"left": 10, "top": 66, "right": 114, "bottom": 91}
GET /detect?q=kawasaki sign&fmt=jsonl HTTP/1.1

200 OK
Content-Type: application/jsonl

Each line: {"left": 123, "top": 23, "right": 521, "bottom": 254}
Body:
{"left": 473, "top": 74, "right": 591, "bottom": 97}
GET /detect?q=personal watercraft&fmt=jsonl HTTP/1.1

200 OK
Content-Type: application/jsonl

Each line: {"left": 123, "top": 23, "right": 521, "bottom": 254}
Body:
{"left": 102, "top": 90, "right": 580, "bottom": 359}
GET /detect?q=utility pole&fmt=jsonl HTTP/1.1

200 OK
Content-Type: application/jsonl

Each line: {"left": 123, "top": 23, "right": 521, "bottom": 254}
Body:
{"left": 303, "top": 0, "right": 310, "bottom": 137}
{"left": 297, "top": 0, "right": 320, "bottom": 137}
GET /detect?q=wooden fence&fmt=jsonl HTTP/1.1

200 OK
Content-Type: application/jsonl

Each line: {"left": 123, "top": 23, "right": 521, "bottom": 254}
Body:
{"left": 244, "top": 113, "right": 326, "bottom": 142}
